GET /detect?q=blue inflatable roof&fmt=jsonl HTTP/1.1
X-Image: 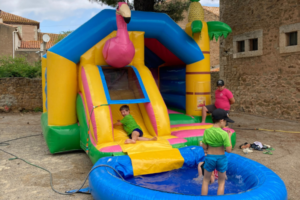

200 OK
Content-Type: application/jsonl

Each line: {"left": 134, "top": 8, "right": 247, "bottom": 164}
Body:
{"left": 48, "top": 9, "right": 204, "bottom": 65}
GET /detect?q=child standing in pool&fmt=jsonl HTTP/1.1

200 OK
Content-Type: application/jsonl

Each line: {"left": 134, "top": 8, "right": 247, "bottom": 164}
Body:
{"left": 114, "top": 105, "right": 157, "bottom": 144}
{"left": 201, "top": 109, "right": 233, "bottom": 195}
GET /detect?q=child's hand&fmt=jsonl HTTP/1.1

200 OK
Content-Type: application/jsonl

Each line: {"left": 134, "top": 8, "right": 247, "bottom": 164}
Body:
{"left": 117, "top": 120, "right": 120, "bottom": 122}
{"left": 227, "top": 130, "right": 233, "bottom": 136}
{"left": 114, "top": 122, "right": 122, "bottom": 126}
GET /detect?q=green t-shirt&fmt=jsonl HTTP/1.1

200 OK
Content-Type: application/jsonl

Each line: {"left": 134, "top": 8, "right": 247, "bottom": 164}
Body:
{"left": 120, "top": 114, "right": 141, "bottom": 135}
{"left": 202, "top": 127, "right": 231, "bottom": 147}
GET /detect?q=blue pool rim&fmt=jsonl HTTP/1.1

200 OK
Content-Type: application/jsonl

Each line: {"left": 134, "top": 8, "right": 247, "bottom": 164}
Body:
{"left": 88, "top": 149, "right": 288, "bottom": 200}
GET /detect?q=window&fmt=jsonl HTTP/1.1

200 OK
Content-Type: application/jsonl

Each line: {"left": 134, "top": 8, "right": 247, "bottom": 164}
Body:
{"left": 279, "top": 23, "right": 300, "bottom": 54}
{"left": 237, "top": 41, "right": 245, "bottom": 52}
{"left": 287, "top": 32, "right": 297, "bottom": 46}
{"left": 250, "top": 38, "right": 258, "bottom": 51}
{"left": 233, "top": 30, "right": 263, "bottom": 58}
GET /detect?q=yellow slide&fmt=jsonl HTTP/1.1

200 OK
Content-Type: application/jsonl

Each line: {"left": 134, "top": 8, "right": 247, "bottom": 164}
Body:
{"left": 76, "top": 31, "right": 180, "bottom": 156}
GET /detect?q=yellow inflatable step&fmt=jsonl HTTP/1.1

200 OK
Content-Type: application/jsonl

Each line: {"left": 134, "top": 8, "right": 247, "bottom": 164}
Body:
{"left": 129, "top": 148, "right": 184, "bottom": 176}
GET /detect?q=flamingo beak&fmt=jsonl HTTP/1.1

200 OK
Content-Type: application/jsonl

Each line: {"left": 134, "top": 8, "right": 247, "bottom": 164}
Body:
{"left": 123, "top": 17, "right": 131, "bottom": 24}
{"left": 117, "top": 3, "right": 131, "bottom": 23}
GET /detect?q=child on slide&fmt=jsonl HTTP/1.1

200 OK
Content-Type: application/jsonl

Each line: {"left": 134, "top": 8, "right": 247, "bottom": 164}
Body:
{"left": 201, "top": 109, "right": 233, "bottom": 196}
{"left": 114, "top": 105, "right": 157, "bottom": 144}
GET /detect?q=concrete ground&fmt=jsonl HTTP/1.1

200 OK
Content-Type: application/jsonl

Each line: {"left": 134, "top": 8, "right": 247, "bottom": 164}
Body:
{"left": 0, "top": 112, "right": 299, "bottom": 200}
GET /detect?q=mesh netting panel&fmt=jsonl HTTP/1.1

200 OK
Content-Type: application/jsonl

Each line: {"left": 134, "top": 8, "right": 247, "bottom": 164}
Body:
{"left": 101, "top": 67, "right": 145, "bottom": 100}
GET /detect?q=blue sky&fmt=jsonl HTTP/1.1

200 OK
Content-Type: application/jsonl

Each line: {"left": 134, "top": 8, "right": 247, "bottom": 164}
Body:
{"left": 1, "top": 0, "right": 219, "bottom": 34}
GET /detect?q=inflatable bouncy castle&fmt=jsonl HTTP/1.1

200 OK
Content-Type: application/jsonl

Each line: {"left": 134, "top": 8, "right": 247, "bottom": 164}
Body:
{"left": 41, "top": 1, "right": 287, "bottom": 199}
{"left": 41, "top": 1, "right": 235, "bottom": 162}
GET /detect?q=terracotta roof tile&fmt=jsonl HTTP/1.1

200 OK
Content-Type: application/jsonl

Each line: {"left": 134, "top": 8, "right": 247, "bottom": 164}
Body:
{"left": 20, "top": 41, "right": 54, "bottom": 49}
{"left": 0, "top": 10, "right": 40, "bottom": 28}
{"left": 19, "top": 32, "right": 60, "bottom": 49}
{"left": 0, "top": 22, "right": 17, "bottom": 28}
{"left": 38, "top": 32, "right": 60, "bottom": 43}
{"left": 211, "top": 67, "right": 220, "bottom": 72}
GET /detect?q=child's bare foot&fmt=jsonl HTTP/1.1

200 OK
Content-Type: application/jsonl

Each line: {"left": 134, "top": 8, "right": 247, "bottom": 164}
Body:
{"left": 239, "top": 143, "right": 251, "bottom": 149}
{"left": 150, "top": 136, "right": 157, "bottom": 141}
{"left": 125, "top": 139, "right": 136, "bottom": 144}
{"left": 193, "top": 176, "right": 203, "bottom": 183}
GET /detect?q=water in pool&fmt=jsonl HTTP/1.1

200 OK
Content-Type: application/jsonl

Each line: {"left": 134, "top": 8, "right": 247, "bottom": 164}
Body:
{"left": 126, "top": 167, "right": 248, "bottom": 196}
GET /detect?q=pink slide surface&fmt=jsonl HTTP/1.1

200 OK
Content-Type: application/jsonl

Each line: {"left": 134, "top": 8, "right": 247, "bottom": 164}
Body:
{"left": 167, "top": 109, "right": 182, "bottom": 114}
{"left": 172, "top": 129, "right": 205, "bottom": 138}
{"left": 171, "top": 123, "right": 212, "bottom": 129}
{"left": 172, "top": 128, "right": 235, "bottom": 138}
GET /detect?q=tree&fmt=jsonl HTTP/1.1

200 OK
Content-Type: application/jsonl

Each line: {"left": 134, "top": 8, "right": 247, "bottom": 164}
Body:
{"left": 89, "top": 0, "right": 190, "bottom": 22}
{"left": 54, "top": 31, "right": 73, "bottom": 44}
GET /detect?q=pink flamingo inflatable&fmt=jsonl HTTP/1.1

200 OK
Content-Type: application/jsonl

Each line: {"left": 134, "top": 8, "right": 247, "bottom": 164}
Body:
{"left": 102, "top": 2, "right": 135, "bottom": 68}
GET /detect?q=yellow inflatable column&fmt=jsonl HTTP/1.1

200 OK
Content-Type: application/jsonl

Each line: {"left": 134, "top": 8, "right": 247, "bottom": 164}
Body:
{"left": 41, "top": 57, "right": 47, "bottom": 113}
{"left": 47, "top": 52, "right": 77, "bottom": 126}
{"left": 185, "top": 22, "right": 211, "bottom": 116}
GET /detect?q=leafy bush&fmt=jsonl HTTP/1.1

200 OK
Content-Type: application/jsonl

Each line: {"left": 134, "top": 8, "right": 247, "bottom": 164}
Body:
{"left": 33, "top": 107, "right": 43, "bottom": 112}
{"left": 0, "top": 56, "right": 41, "bottom": 78}
{"left": 54, "top": 30, "right": 73, "bottom": 44}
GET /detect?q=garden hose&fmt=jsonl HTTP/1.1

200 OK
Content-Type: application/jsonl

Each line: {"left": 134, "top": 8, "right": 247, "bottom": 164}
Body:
{"left": 232, "top": 127, "right": 300, "bottom": 134}
{"left": 0, "top": 134, "right": 124, "bottom": 195}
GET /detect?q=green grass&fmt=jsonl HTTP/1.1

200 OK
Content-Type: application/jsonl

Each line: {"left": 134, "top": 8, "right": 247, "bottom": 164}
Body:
{"left": 33, "top": 107, "right": 43, "bottom": 112}
{"left": 0, "top": 56, "right": 41, "bottom": 78}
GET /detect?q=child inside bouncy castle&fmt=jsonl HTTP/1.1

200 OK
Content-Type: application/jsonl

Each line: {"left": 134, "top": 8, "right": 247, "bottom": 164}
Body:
{"left": 113, "top": 105, "right": 157, "bottom": 144}
{"left": 200, "top": 109, "right": 233, "bottom": 195}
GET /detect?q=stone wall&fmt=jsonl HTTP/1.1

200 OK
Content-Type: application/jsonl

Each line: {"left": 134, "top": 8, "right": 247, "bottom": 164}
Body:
{"left": 220, "top": 0, "right": 300, "bottom": 122}
{"left": 0, "top": 24, "right": 14, "bottom": 57}
{"left": 211, "top": 72, "right": 220, "bottom": 101}
{"left": 0, "top": 78, "right": 42, "bottom": 111}
{"left": 14, "top": 24, "right": 38, "bottom": 41}
{"left": 15, "top": 50, "right": 41, "bottom": 65}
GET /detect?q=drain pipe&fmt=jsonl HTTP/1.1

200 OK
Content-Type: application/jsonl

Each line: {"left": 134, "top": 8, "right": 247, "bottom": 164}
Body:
{"left": 12, "top": 29, "right": 19, "bottom": 58}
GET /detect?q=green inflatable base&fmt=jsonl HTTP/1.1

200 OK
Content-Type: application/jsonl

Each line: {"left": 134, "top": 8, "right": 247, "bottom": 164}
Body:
{"left": 183, "top": 131, "right": 237, "bottom": 149}
{"left": 41, "top": 113, "right": 81, "bottom": 154}
{"left": 169, "top": 114, "right": 213, "bottom": 125}
{"left": 167, "top": 107, "right": 213, "bottom": 125}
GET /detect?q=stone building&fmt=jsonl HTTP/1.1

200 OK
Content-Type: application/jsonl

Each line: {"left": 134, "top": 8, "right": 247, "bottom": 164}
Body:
{"left": 219, "top": 0, "right": 300, "bottom": 122}
{"left": 0, "top": 10, "right": 58, "bottom": 63}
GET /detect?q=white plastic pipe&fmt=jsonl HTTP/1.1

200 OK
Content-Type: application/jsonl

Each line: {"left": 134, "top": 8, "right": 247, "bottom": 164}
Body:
{"left": 12, "top": 30, "right": 18, "bottom": 58}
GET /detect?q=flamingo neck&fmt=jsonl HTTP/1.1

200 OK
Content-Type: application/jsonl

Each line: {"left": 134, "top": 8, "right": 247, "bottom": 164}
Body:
{"left": 116, "top": 14, "right": 130, "bottom": 43}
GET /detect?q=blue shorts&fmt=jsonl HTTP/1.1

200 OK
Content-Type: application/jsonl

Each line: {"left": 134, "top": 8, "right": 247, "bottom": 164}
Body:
{"left": 129, "top": 129, "right": 143, "bottom": 139}
{"left": 203, "top": 154, "right": 228, "bottom": 173}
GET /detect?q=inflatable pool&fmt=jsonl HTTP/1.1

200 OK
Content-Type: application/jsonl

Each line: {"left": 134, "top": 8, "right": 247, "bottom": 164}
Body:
{"left": 87, "top": 146, "right": 287, "bottom": 200}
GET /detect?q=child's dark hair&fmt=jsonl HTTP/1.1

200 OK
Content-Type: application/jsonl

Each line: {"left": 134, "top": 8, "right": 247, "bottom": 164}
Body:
{"left": 212, "top": 117, "right": 222, "bottom": 124}
{"left": 120, "top": 105, "right": 129, "bottom": 111}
